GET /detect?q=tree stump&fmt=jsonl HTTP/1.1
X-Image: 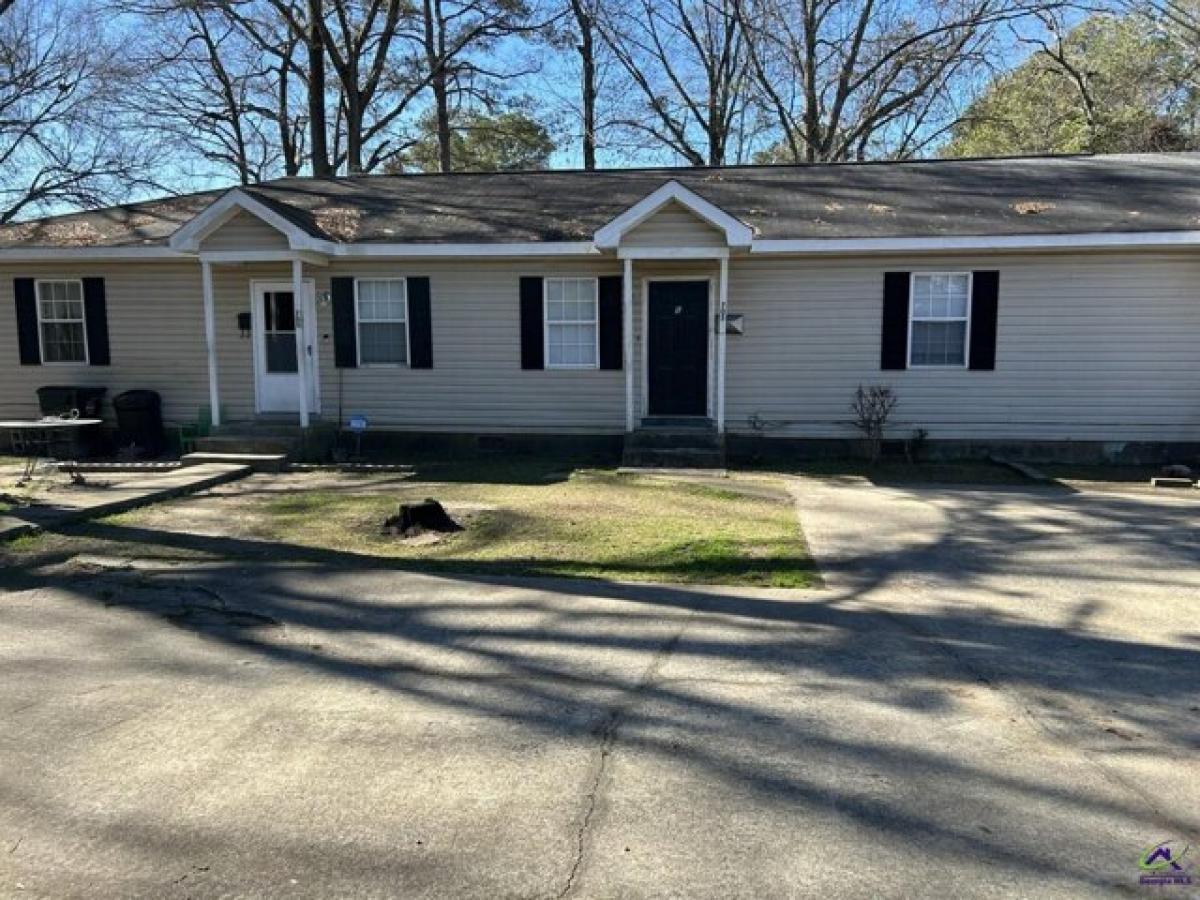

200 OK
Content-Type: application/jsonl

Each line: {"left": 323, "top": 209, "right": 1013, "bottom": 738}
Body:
{"left": 383, "top": 498, "right": 462, "bottom": 536}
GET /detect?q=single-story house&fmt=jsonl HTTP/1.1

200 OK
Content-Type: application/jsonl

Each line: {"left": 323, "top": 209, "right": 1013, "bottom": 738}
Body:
{"left": 2, "top": 152, "right": 1199, "bottom": 462}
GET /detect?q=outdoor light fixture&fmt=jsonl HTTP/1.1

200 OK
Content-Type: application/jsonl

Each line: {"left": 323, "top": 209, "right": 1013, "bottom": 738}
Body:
{"left": 237, "top": 312, "right": 251, "bottom": 338}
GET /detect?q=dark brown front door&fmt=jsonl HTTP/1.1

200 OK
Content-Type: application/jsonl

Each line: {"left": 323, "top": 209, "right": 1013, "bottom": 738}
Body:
{"left": 647, "top": 281, "right": 708, "bottom": 416}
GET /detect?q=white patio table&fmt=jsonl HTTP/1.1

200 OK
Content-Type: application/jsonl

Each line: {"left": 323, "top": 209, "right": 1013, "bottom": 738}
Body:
{"left": 0, "top": 417, "right": 103, "bottom": 485}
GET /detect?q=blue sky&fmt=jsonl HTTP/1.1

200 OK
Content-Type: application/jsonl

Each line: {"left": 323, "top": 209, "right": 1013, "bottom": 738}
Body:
{"left": 103, "top": 3, "right": 1078, "bottom": 200}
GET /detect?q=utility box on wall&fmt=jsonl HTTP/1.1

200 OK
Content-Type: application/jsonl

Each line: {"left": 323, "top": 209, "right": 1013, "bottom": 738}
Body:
{"left": 720, "top": 313, "right": 744, "bottom": 335}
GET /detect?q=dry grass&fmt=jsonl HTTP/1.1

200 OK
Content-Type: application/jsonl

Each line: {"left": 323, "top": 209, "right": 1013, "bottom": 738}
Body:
{"left": 94, "top": 462, "right": 821, "bottom": 588}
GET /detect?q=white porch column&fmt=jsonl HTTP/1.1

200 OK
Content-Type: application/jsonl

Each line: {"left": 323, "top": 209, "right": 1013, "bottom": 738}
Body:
{"left": 291, "top": 257, "right": 310, "bottom": 428}
{"left": 716, "top": 255, "right": 729, "bottom": 434}
{"left": 200, "top": 259, "right": 221, "bottom": 428}
{"left": 623, "top": 257, "right": 635, "bottom": 431}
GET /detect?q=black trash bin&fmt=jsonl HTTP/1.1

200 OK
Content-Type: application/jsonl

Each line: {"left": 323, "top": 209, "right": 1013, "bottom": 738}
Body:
{"left": 36, "top": 386, "right": 106, "bottom": 458}
{"left": 112, "top": 390, "right": 165, "bottom": 457}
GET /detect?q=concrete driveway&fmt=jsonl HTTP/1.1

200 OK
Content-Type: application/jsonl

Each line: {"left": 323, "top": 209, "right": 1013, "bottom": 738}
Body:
{"left": 1, "top": 478, "right": 1197, "bottom": 898}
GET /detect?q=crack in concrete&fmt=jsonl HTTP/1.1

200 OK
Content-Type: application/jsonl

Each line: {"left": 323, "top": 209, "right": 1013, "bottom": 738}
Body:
{"left": 88, "top": 572, "right": 281, "bottom": 629}
{"left": 555, "top": 618, "right": 692, "bottom": 899}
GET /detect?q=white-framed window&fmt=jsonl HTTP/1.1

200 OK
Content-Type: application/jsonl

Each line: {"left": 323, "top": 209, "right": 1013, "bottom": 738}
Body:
{"left": 544, "top": 277, "right": 598, "bottom": 369}
{"left": 36, "top": 279, "right": 88, "bottom": 364}
{"left": 356, "top": 278, "right": 408, "bottom": 366}
{"left": 909, "top": 272, "right": 971, "bottom": 367}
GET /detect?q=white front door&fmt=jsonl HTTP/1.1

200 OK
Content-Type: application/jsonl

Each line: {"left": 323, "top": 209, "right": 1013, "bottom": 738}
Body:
{"left": 252, "top": 281, "right": 319, "bottom": 414}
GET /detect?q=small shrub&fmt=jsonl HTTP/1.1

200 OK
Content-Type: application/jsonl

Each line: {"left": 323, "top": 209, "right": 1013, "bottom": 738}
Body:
{"left": 850, "top": 384, "right": 898, "bottom": 464}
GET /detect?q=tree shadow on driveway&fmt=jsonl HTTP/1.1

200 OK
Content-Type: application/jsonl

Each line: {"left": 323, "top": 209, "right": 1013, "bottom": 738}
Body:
{"left": 1, "top": 487, "right": 1198, "bottom": 896}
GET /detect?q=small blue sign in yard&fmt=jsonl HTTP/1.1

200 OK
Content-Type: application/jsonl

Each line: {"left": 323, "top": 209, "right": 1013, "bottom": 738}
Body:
{"left": 348, "top": 415, "right": 369, "bottom": 432}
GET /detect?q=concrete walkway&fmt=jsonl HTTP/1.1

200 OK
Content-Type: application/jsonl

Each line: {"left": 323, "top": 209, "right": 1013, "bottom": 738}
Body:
{"left": 0, "top": 463, "right": 250, "bottom": 540}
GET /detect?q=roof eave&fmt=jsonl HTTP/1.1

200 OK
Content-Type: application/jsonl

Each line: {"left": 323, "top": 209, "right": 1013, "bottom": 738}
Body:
{"left": 4, "top": 229, "right": 1200, "bottom": 262}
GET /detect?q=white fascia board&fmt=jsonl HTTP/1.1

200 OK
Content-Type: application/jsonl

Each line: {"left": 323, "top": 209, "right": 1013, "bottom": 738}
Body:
{"left": 750, "top": 231, "right": 1200, "bottom": 255}
{"left": 198, "top": 249, "right": 331, "bottom": 265}
{"left": 0, "top": 246, "right": 187, "bottom": 261}
{"left": 13, "top": 229, "right": 1200, "bottom": 264}
{"left": 594, "top": 180, "right": 753, "bottom": 250}
{"left": 0, "top": 241, "right": 598, "bottom": 262}
{"left": 169, "top": 188, "right": 325, "bottom": 252}
{"left": 617, "top": 246, "right": 730, "bottom": 260}
{"left": 331, "top": 241, "right": 599, "bottom": 258}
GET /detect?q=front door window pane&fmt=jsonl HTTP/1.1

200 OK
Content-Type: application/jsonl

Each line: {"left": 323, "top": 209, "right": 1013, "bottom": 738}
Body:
{"left": 264, "top": 292, "right": 298, "bottom": 373}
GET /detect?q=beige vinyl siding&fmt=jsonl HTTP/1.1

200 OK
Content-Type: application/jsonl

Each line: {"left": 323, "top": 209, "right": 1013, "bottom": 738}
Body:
{"left": 213, "top": 264, "right": 284, "bottom": 422}
{"left": 622, "top": 201, "right": 726, "bottom": 248}
{"left": 200, "top": 211, "right": 290, "bottom": 250}
{"left": 3, "top": 249, "right": 1199, "bottom": 443}
{"left": 315, "top": 260, "right": 625, "bottom": 432}
{"left": 0, "top": 260, "right": 627, "bottom": 433}
{"left": 725, "top": 251, "right": 1200, "bottom": 441}
{"left": 0, "top": 263, "right": 217, "bottom": 425}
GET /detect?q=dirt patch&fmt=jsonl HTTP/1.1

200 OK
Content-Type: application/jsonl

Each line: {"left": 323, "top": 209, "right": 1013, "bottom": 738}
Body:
{"left": 385, "top": 503, "right": 493, "bottom": 544}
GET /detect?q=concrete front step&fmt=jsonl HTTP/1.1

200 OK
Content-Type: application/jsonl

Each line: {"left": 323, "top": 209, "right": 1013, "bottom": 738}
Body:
{"left": 195, "top": 435, "right": 297, "bottom": 456}
{"left": 623, "top": 419, "right": 725, "bottom": 467}
{"left": 181, "top": 452, "right": 289, "bottom": 473}
{"left": 639, "top": 416, "right": 715, "bottom": 430}
{"left": 621, "top": 447, "right": 726, "bottom": 468}
{"left": 626, "top": 430, "right": 723, "bottom": 450}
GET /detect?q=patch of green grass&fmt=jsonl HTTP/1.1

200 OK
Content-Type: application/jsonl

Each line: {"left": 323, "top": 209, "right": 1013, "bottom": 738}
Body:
{"left": 3, "top": 532, "right": 43, "bottom": 551}
{"left": 130, "top": 467, "right": 820, "bottom": 588}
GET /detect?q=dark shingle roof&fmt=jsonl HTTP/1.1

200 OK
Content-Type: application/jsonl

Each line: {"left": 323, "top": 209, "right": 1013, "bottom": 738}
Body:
{"left": 3, "top": 152, "right": 1200, "bottom": 249}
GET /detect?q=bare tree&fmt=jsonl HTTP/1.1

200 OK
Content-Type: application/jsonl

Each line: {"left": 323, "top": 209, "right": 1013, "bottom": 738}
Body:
{"left": 118, "top": 3, "right": 308, "bottom": 185}
{"left": 0, "top": 2, "right": 152, "bottom": 222}
{"left": 222, "top": 0, "right": 322, "bottom": 177}
{"left": 229, "top": 0, "right": 335, "bottom": 177}
{"left": 303, "top": 0, "right": 332, "bottom": 176}
{"left": 599, "top": 0, "right": 753, "bottom": 165}
{"left": 255, "top": 0, "right": 422, "bottom": 174}
{"left": 418, "top": 0, "right": 542, "bottom": 173}
{"left": 566, "top": 0, "right": 600, "bottom": 168}
{"left": 321, "top": 0, "right": 410, "bottom": 173}
{"left": 737, "top": 0, "right": 1033, "bottom": 162}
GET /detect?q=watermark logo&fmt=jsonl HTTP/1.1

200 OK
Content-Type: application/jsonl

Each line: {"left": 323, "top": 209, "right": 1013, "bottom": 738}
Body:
{"left": 1138, "top": 839, "right": 1195, "bottom": 887}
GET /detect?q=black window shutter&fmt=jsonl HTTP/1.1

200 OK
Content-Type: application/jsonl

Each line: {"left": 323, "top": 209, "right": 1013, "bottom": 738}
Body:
{"left": 519, "top": 276, "right": 544, "bottom": 369}
{"left": 14, "top": 278, "right": 40, "bottom": 365}
{"left": 597, "top": 276, "right": 623, "bottom": 370}
{"left": 331, "top": 277, "right": 357, "bottom": 368}
{"left": 82, "top": 277, "right": 110, "bottom": 366}
{"left": 969, "top": 270, "right": 999, "bottom": 371}
{"left": 407, "top": 276, "right": 433, "bottom": 369}
{"left": 880, "top": 271, "right": 910, "bottom": 370}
